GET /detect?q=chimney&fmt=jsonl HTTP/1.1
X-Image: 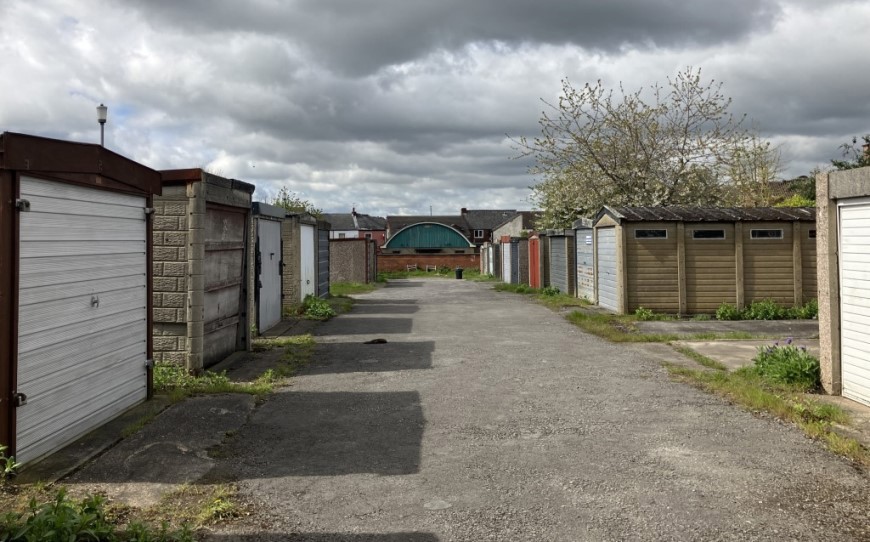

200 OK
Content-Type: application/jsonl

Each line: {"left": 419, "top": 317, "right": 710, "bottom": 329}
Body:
{"left": 461, "top": 207, "right": 467, "bottom": 214}
{"left": 352, "top": 206, "right": 357, "bottom": 216}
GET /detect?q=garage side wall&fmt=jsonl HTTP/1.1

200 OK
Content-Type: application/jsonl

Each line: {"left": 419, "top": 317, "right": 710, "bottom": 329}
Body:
{"left": 743, "top": 221, "right": 794, "bottom": 306}
{"left": 625, "top": 222, "right": 679, "bottom": 313}
{"left": 330, "top": 239, "right": 368, "bottom": 283}
{"left": 282, "top": 216, "right": 303, "bottom": 309}
{"left": 152, "top": 184, "right": 192, "bottom": 366}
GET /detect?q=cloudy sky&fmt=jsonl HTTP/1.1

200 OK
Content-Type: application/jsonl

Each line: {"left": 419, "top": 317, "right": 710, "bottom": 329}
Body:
{"left": 2, "top": 1, "right": 869, "bottom": 216}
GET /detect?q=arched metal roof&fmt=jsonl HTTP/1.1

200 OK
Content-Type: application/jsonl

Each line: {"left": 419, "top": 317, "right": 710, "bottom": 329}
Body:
{"left": 383, "top": 221, "right": 474, "bottom": 249}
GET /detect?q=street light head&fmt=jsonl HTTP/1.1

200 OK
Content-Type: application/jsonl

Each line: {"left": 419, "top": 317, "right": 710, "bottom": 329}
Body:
{"left": 96, "top": 103, "right": 108, "bottom": 125}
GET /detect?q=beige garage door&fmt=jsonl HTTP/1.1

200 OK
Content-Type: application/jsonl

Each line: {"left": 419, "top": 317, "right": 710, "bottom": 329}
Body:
{"left": 838, "top": 200, "right": 870, "bottom": 406}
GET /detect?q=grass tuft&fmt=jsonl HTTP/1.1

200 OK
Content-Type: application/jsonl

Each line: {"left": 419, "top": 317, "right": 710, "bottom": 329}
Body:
{"left": 330, "top": 282, "right": 377, "bottom": 296}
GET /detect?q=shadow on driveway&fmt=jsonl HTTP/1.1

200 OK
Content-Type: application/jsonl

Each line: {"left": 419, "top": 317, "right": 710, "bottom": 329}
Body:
{"left": 229, "top": 391, "right": 424, "bottom": 477}
{"left": 316, "top": 317, "right": 413, "bottom": 335}
{"left": 349, "top": 303, "right": 420, "bottom": 315}
{"left": 306, "top": 341, "right": 434, "bottom": 375}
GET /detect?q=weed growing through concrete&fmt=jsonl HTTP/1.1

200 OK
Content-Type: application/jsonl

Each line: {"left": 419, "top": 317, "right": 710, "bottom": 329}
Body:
{"left": 566, "top": 311, "right": 762, "bottom": 343}
{"left": 664, "top": 363, "right": 868, "bottom": 466}
{"left": 750, "top": 338, "right": 821, "bottom": 390}
{"left": 0, "top": 444, "right": 20, "bottom": 481}
{"left": 153, "top": 364, "right": 273, "bottom": 402}
{"left": 716, "top": 299, "right": 819, "bottom": 321}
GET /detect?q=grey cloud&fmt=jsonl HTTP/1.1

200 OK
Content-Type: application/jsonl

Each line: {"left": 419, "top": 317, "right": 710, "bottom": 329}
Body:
{"left": 130, "top": 0, "right": 781, "bottom": 75}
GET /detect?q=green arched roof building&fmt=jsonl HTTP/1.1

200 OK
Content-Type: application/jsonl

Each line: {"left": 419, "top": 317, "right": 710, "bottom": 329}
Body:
{"left": 383, "top": 222, "right": 474, "bottom": 249}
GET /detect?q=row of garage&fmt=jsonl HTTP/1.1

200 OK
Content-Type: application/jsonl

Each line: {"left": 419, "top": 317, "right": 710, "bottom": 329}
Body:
{"left": 490, "top": 206, "right": 817, "bottom": 315}
{"left": 0, "top": 133, "right": 331, "bottom": 465}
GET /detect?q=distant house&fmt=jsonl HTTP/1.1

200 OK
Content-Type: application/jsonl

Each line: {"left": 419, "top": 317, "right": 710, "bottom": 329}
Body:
{"left": 322, "top": 209, "right": 387, "bottom": 246}
{"left": 491, "top": 211, "right": 540, "bottom": 240}
{"left": 461, "top": 208, "right": 518, "bottom": 247}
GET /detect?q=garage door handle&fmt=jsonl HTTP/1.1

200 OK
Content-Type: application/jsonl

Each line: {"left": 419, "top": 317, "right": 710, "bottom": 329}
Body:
{"left": 91, "top": 295, "right": 100, "bottom": 308}
{"left": 12, "top": 392, "right": 27, "bottom": 407}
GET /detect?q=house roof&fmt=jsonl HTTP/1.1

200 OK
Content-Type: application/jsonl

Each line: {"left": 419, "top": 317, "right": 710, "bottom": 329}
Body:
{"left": 355, "top": 213, "right": 387, "bottom": 230}
{"left": 321, "top": 213, "right": 357, "bottom": 230}
{"left": 322, "top": 212, "right": 387, "bottom": 231}
{"left": 462, "top": 209, "right": 518, "bottom": 230}
{"left": 598, "top": 206, "right": 816, "bottom": 224}
{"left": 387, "top": 215, "right": 470, "bottom": 236}
{"left": 493, "top": 210, "right": 540, "bottom": 231}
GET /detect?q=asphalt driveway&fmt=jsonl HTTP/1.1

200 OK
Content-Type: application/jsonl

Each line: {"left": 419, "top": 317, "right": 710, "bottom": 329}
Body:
{"left": 208, "top": 279, "right": 869, "bottom": 541}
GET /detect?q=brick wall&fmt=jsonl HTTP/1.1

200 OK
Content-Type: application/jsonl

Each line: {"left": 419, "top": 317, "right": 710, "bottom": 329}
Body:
{"left": 152, "top": 184, "right": 190, "bottom": 366}
{"left": 378, "top": 253, "right": 477, "bottom": 272}
{"left": 282, "top": 215, "right": 303, "bottom": 310}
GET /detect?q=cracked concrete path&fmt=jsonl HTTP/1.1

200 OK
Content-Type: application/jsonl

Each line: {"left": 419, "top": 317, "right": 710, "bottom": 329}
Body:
{"left": 208, "top": 279, "right": 869, "bottom": 541}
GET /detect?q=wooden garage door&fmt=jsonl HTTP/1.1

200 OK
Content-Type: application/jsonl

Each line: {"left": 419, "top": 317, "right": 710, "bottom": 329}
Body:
{"left": 596, "top": 228, "right": 618, "bottom": 311}
{"left": 203, "top": 205, "right": 247, "bottom": 368}
{"left": 257, "top": 219, "right": 282, "bottom": 334}
{"left": 17, "top": 176, "right": 147, "bottom": 464}
{"left": 838, "top": 201, "right": 870, "bottom": 406}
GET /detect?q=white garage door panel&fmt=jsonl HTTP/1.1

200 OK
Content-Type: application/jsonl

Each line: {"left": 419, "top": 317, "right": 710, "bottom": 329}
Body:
{"left": 19, "top": 240, "right": 145, "bottom": 258}
{"left": 20, "top": 254, "right": 144, "bottom": 288}
{"left": 596, "top": 228, "right": 618, "bottom": 311}
{"left": 301, "top": 224, "right": 316, "bottom": 298}
{"left": 18, "top": 322, "right": 144, "bottom": 384}
{"left": 17, "top": 176, "right": 147, "bottom": 464}
{"left": 838, "top": 201, "right": 870, "bottom": 407}
{"left": 17, "top": 308, "right": 146, "bottom": 355}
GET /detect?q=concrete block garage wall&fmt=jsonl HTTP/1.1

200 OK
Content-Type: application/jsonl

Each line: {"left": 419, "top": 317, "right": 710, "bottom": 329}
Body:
{"left": 152, "top": 184, "right": 190, "bottom": 365}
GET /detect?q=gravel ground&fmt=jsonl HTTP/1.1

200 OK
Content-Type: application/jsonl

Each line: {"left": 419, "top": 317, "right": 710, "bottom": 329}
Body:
{"left": 206, "top": 279, "right": 869, "bottom": 541}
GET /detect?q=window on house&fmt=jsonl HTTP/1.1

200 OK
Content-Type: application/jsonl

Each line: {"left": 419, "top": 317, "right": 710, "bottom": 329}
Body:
{"left": 474, "top": 229, "right": 485, "bottom": 239}
{"left": 338, "top": 233, "right": 346, "bottom": 239}
{"left": 750, "top": 229, "right": 783, "bottom": 239}
{"left": 808, "top": 229, "right": 816, "bottom": 239}
{"left": 364, "top": 233, "right": 373, "bottom": 240}
{"left": 635, "top": 229, "right": 667, "bottom": 239}
{"left": 692, "top": 229, "right": 725, "bottom": 240}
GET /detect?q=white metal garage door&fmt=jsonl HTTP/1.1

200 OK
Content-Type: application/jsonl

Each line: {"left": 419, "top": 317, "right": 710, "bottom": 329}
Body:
{"left": 17, "top": 176, "right": 148, "bottom": 464}
{"left": 300, "top": 224, "right": 316, "bottom": 298}
{"left": 257, "top": 219, "right": 282, "bottom": 333}
{"left": 502, "top": 242, "right": 513, "bottom": 284}
{"left": 576, "top": 228, "right": 595, "bottom": 300}
{"left": 596, "top": 227, "right": 618, "bottom": 311}
{"left": 838, "top": 200, "right": 870, "bottom": 406}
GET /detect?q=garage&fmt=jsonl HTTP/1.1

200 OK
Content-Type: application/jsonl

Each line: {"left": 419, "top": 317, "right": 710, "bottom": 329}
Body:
{"left": 501, "top": 238, "right": 513, "bottom": 284}
{"left": 317, "top": 226, "right": 330, "bottom": 298}
{"left": 152, "top": 169, "right": 254, "bottom": 371}
{"left": 836, "top": 199, "right": 870, "bottom": 406}
{"left": 573, "top": 221, "right": 594, "bottom": 300}
{"left": 596, "top": 227, "right": 618, "bottom": 311}
{"left": 300, "top": 223, "right": 317, "bottom": 299}
{"left": 250, "top": 203, "right": 285, "bottom": 336}
{"left": 1, "top": 132, "right": 161, "bottom": 465}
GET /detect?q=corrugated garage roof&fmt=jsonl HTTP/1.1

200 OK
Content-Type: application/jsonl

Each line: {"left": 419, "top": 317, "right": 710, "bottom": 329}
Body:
{"left": 601, "top": 206, "right": 816, "bottom": 223}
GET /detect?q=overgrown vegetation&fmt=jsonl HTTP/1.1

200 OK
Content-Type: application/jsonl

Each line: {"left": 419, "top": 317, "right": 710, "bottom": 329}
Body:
{"left": 634, "top": 306, "right": 676, "bottom": 321}
{"left": 494, "top": 283, "right": 591, "bottom": 310}
{"left": 716, "top": 299, "right": 818, "bottom": 321}
{"left": 566, "top": 311, "right": 757, "bottom": 343}
{"left": 300, "top": 294, "right": 336, "bottom": 320}
{"left": 748, "top": 338, "right": 821, "bottom": 391}
{"left": 377, "top": 266, "right": 459, "bottom": 281}
{"left": 330, "top": 282, "right": 377, "bottom": 296}
{"left": 0, "top": 488, "right": 193, "bottom": 541}
{"left": 153, "top": 364, "right": 272, "bottom": 403}
{"left": 665, "top": 360, "right": 867, "bottom": 465}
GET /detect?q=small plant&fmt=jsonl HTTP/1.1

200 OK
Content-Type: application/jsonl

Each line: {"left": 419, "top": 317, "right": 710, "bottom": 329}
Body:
{"left": 715, "top": 302, "right": 743, "bottom": 321}
{"left": 788, "top": 298, "right": 818, "bottom": 319}
{"left": 744, "top": 298, "right": 787, "bottom": 320}
{"left": 302, "top": 295, "right": 336, "bottom": 320}
{"left": 540, "top": 286, "right": 560, "bottom": 297}
{"left": 751, "top": 338, "right": 821, "bottom": 391}
{"left": 0, "top": 444, "right": 20, "bottom": 481}
{"left": 634, "top": 307, "right": 655, "bottom": 321}
{"left": 692, "top": 313, "right": 712, "bottom": 321}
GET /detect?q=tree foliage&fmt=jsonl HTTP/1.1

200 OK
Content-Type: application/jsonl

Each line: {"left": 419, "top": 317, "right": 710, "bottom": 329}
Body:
{"left": 831, "top": 135, "right": 870, "bottom": 170}
{"left": 270, "top": 186, "right": 321, "bottom": 216}
{"left": 518, "top": 68, "right": 781, "bottom": 228}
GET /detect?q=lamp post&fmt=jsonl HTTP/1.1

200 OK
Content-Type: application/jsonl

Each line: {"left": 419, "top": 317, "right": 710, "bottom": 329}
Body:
{"left": 96, "top": 103, "right": 107, "bottom": 146}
